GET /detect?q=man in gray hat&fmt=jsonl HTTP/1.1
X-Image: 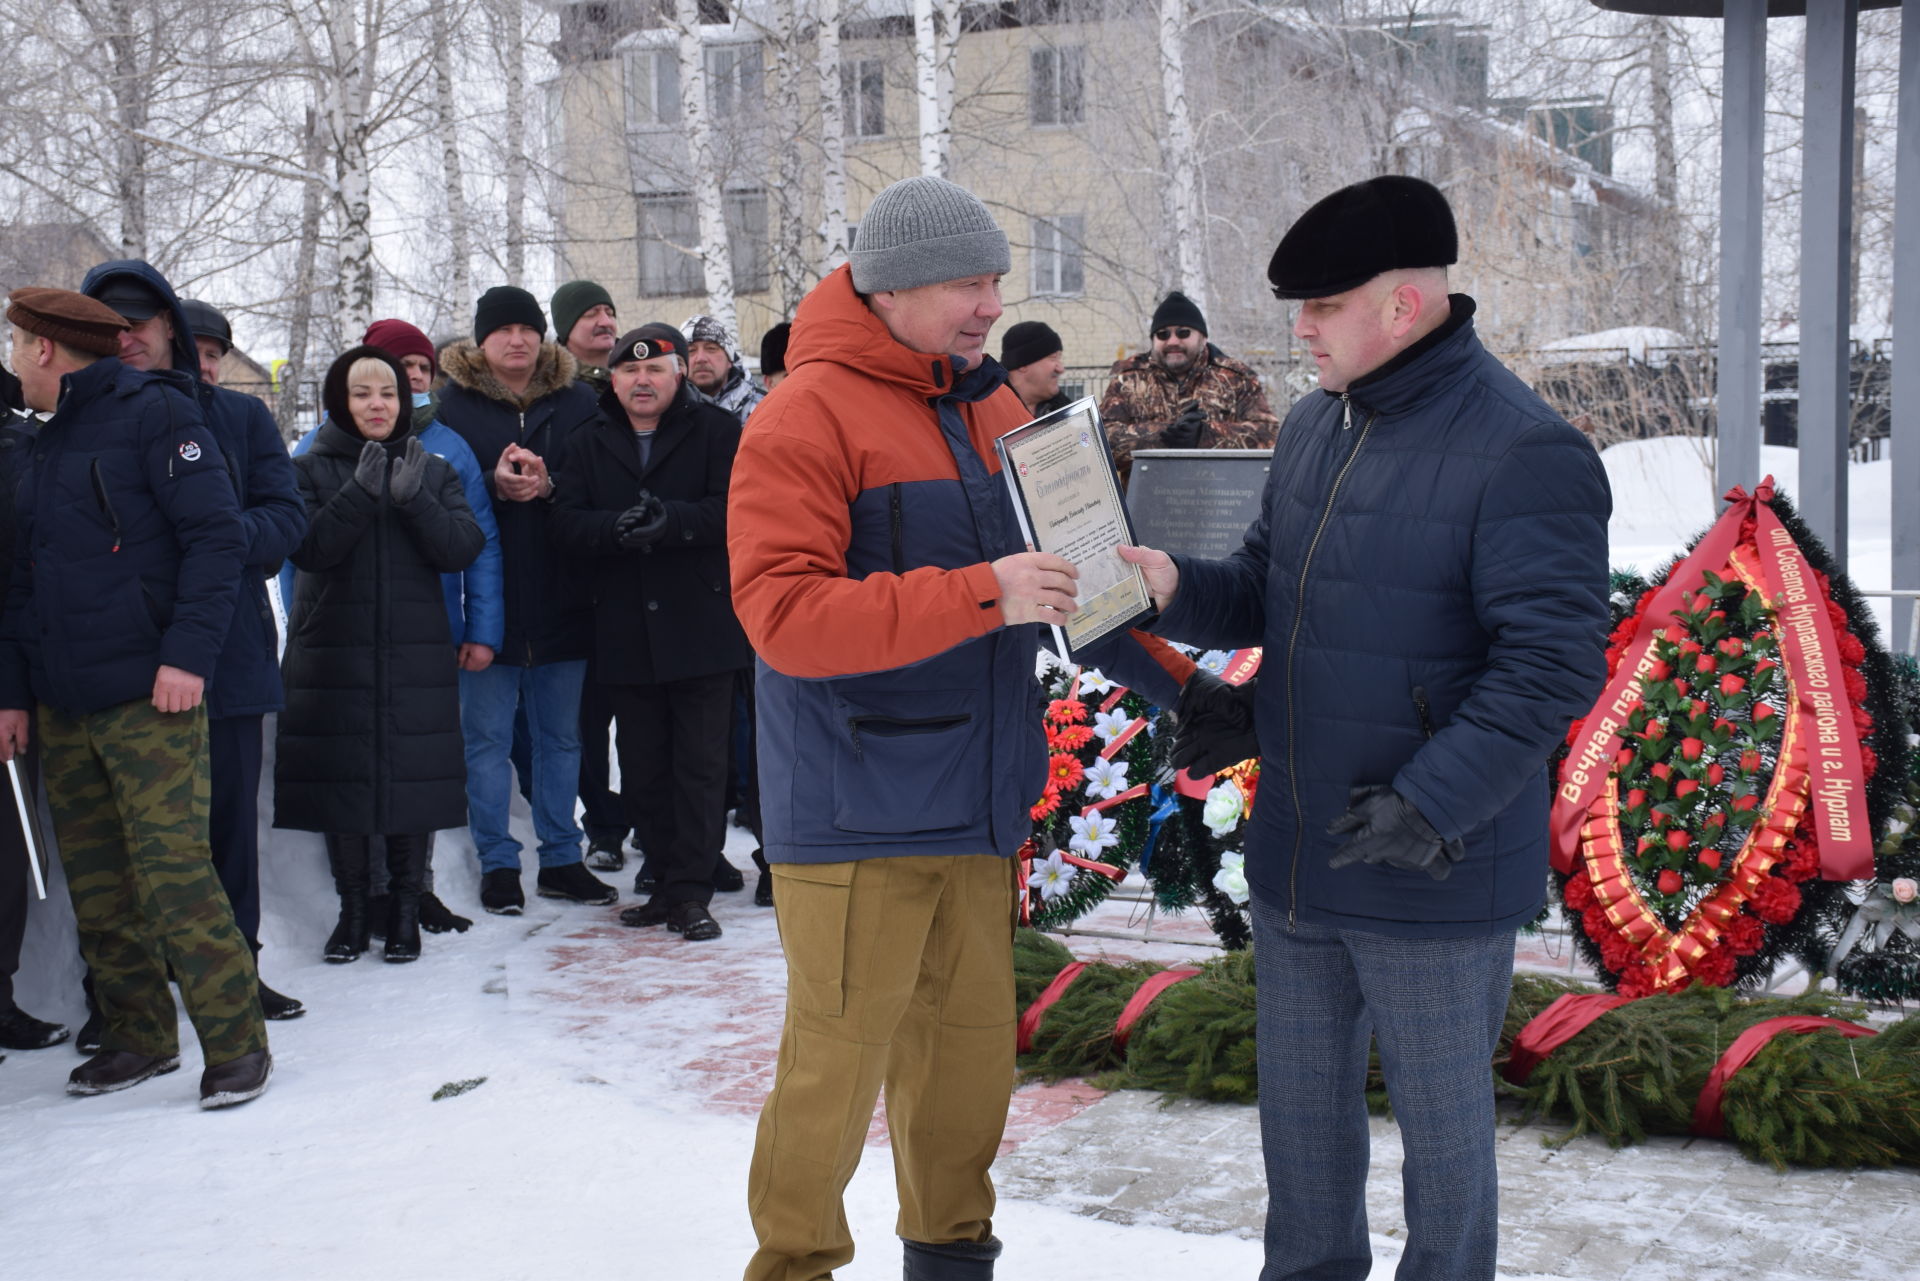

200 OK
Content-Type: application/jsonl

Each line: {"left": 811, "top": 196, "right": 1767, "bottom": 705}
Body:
{"left": 729, "top": 175, "right": 1186, "bottom": 1281}
{"left": 1120, "top": 174, "right": 1610, "bottom": 1281}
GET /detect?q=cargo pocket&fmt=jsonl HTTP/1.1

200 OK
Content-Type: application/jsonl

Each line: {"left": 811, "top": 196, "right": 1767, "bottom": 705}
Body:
{"left": 772, "top": 861, "right": 857, "bottom": 1018}
{"left": 831, "top": 689, "right": 984, "bottom": 834}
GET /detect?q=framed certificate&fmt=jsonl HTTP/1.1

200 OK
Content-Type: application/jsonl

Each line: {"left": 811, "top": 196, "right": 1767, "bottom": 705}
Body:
{"left": 995, "top": 396, "right": 1154, "bottom": 658}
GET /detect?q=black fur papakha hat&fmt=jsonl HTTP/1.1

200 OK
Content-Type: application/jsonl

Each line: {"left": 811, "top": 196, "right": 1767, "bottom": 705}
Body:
{"left": 1267, "top": 175, "right": 1458, "bottom": 301}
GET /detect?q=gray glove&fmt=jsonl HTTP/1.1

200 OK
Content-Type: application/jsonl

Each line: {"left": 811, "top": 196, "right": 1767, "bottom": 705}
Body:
{"left": 615, "top": 492, "right": 669, "bottom": 549}
{"left": 353, "top": 439, "right": 386, "bottom": 498}
{"left": 388, "top": 437, "right": 428, "bottom": 504}
{"left": 1326, "top": 785, "right": 1464, "bottom": 881}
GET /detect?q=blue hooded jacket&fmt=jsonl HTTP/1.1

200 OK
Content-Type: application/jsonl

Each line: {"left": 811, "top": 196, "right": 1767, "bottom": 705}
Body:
{"left": 1154, "top": 299, "right": 1611, "bottom": 939}
{"left": 80, "top": 259, "right": 308, "bottom": 718}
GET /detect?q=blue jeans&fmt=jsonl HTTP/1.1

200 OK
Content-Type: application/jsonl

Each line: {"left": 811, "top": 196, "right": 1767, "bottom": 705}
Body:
{"left": 460, "top": 660, "right": 588, "bottom": 873}
{"left": 1251, "top": 896, "right": 1513, "bottom": 1281}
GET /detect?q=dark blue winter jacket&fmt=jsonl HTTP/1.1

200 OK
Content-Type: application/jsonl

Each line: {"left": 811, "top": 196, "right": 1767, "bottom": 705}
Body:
{"left": 80, "top": 260, "right": 307, "bottom": 718}
{"left": 0, "top": 358, "right": 246, "bottom": 715}
{"left": 1154, "top": 299, "right": 1611, "bottom": 937}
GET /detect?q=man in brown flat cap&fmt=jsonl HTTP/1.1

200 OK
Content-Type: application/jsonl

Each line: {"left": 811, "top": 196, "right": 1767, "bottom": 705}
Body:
{"left": 0, "top": 287, "right": 270, "bottom": 1110}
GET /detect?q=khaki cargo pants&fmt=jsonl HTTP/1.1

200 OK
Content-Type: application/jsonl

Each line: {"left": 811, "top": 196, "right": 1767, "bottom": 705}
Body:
{"left": 745, "top": 853, "right": 1017, "bottom": 1281}
{"left": 41, "top": 698, "right": 265, "bottom": 1065}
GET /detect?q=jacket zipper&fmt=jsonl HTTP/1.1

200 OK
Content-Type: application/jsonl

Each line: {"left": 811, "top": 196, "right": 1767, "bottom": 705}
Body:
{"left": 1412, "top": 686, "right": 1436, "bottom": 740}
{"left": 847, "top": 712, "right": 969, "bottom": 760}
{"left": 1284, "top": 408, "right": 1377, "bottom": 930}
{"left": 520, "top": 409, "right": 535, "bottom": 668}
{"left": 889, "top": 483, "right": 906, "bottom": 574}
{"left": 90, "top": 458, "right": 123, "bottom": 552}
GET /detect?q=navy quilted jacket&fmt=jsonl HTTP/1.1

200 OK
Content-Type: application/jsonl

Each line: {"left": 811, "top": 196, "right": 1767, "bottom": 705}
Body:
{"left": 1155, "top": 300, "right": 1611, "bottom": 937}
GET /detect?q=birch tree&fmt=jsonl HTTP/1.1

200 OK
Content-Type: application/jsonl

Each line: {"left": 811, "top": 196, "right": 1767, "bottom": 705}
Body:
{"left": 912, "top": 0, "right": 959, "bottom": 178}
{"left": 767, "top": 0, "right": 811, "bottom": 312}
{"left": 431, "top": 0, "right": 476, "bottom": 321}
{"left": 672, "top": 0, "right": 738, "bottom": 337}
{"left": 816, "top": 0, "right": 850, "bottom": 272}
{"left": 1156, "top": 0, "right": 1204, "bottom": 312}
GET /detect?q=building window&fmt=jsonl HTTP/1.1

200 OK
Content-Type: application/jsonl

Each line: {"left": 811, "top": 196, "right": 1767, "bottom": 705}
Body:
{"left": 1029, "top": 45, "right": 1084, "bottom": 126}
{"left": 1030, "top": 215, "right": 1085, "bottom": 297}
{"left": 625, "top": 48, "right": 681, "bottom": 130}
{"left": 842, "top": 57, "right": 885, "bottom": 137}
{"left": 707, "top": 43, "right": 763, "bottom": 119}
{"left": 636, "top": 191, "right": 770, "bottom": 296}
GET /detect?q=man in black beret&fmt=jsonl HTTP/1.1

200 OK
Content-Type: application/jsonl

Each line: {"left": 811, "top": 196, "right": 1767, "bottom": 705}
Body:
{"left": 1096, "top": 289, "right": 1278, "bottom": 486}
{"left": 1119, "top": 174, "right": 1611, "bottom": 1280}
{"left": 999, "top": 320, "right": 1070, "bottom": 416}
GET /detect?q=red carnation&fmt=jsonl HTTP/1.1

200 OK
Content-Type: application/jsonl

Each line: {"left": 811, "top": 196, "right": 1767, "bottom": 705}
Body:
{"left": 1695, "top": 654, "right": 1718, "bottom": 675}
{"left": 1691, "top": 946, "right": 1737, "bottom": 987}
{"left": 1625, "top": 788, "right": 1648, "bottom": 809}
{"left": 1861, "top": 744, "right": 1879, "bottom": 778}
{"left": 1706, "top": 763, "right": 1725, "bottom": 786}
{"left": 1697, "top": 849, "right": 1722, "bottom": 870}
{"left": 1785, "top": 840, "right": 1820, "bottom": 880}
{"left": 1657, "top": 868, "right": 1684, "bottom": 894}
{"left": 1740, "top": 750, "right": 1762, "bottom": 773}
{"left": 1854, "top": 706, "right": 1875, "bottom": 734}
{"left": 1563, "top": 875, "right": 1597, "bottom": 911}
{"left": 1725, "top": 914, "right": 1765, "bottom": 955}
{"left": 1827, "top": 601, "right": 1850, "bottom": 630}
{"left": 1839, "top": 633, "right": 1866, "bottom": 665}
{"left": 1666, "top": 830, "right": 1692, "bottom": 853}
{"left": 1597, "top": 927, "right": 1638, "bottom": 974}
{"left": 1844, "top": 669, "right": 1868, "bottom": 703}
{"left": 1674, "top": 779, "right": 1699, "bottom": 798}
{"left": 1651, "top": 762, "right": 1673, "bottom": 780}
{"left": 1681, "top": 737, "right": 1704, "bottom": 761}
{"left": 1719, "top": 674, "right": 1746, "bottom": 697}
{"left": 1616, "top": 965, "right": 1662, "bottom": 998}
{"left": 1750, "top": 874, "right": 1802, "bottom": 924}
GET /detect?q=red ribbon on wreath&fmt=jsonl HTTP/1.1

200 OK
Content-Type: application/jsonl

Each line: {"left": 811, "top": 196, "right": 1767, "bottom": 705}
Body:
{"left": 1017, "top": 961, "right": 1088, "bottom": 1053}
{"left": 1111, "top": 969, "right": 1200, "bottom": 1052}
{"left": 1014, "top": 837, "right": 1127, "bottom": 926}
{"left": 1691, "top": 1015, "right": 1877, "bottom": 1138}
{"left": 1502, "top": 992, "right": 1638, "bottom": 1085}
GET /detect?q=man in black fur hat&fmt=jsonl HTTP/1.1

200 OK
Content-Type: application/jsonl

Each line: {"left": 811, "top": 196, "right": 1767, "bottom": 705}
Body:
{"left": 1096, "top": 288, "right": 1278, "bottom": 486}
{"left": 1119, "top": 174, "right": 1611, "bottom": 1281}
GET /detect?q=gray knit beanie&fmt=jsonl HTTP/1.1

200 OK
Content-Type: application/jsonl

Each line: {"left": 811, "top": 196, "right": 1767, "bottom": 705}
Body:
{"left": 849, "top": 176, "right": 1011, "bottom": 293}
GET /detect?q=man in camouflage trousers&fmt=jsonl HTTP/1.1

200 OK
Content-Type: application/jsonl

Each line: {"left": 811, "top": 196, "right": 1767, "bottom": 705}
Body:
{"left": 1097, "top": 289, "right": 1280, "bottom": 486}
{"left": 0, "top": 287, "right": 270, "bottom": 1108}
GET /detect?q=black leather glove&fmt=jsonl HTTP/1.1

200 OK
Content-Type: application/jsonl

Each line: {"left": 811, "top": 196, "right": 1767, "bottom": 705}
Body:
{"left": 1170, "top": 670, "right": 1259, "bottom": 776}
{"left": 1326, "top": 785, "right": 1464, "bottom": 880}
{"left": 615, "top": 492, "right": 669, "bottom": 549}
{"left": 353, "top": 439, "right": 386, "bottom": 497}
{"left": 388, "top": 438, "right": 428, "bottom": 504}
{"left": 1157, "top": 402, "right": 1209, "bottom": 449}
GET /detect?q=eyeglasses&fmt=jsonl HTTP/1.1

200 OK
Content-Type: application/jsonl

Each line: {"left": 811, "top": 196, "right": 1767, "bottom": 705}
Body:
{"left": 1153, "top": 327, "right": 1196, "bottom": 342}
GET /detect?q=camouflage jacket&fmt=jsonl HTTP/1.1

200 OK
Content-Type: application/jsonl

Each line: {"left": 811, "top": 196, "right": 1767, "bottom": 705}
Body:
{"left": 1097, "top": 345, "right": 1280, "bottom": 484}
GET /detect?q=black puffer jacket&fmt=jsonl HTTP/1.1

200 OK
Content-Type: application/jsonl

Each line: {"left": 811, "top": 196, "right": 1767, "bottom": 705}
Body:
{"left": 435, "top": 340, "right": 597, "bottom": 666}
{"left": 274, "top": 347, "right": 485, "bottom": 835}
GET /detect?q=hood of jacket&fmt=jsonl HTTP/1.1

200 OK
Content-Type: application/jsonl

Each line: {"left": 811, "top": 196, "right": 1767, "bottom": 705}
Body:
{"left": 785, "top": 265, "right": 1007, "bottom": 403}
{"left": 440, "top": 339, "right": 580, "bottom": 410}
{"left": 320, "top": 345, "right": 415, "bottom": 447}
{"left": 80, "top": 258, "right": 200, "bottom": 380}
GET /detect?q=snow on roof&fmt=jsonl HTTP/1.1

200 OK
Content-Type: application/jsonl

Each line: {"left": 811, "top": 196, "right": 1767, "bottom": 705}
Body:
{"left": 1538, "top": 326, "right": 1694, "bottom": 365}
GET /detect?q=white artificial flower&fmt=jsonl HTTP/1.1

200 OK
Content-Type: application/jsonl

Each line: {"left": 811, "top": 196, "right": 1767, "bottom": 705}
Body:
{"left": 1203, "top": 779, "right": 1245, "bottom": 837}
{"left": 1198, "top": 650, "right": 1231, "bottom": 675}
{"left": 1092, "top": 709, "right": 1132, "bottom": 746}
{"left": 1068, "top": 812, "right": 1121, "bottom": 857}
{"left": 1212, "top": 852, "right": 1250, "bottom": 904}
{"left": 1077, "top": 667, "right": 1114, "bottom": 694}
{"left": 1083, "top": 756, "right": 1131, "bottom": 801}
{"left": 1035, "top": 851, "right": 1074, "bottom": 901}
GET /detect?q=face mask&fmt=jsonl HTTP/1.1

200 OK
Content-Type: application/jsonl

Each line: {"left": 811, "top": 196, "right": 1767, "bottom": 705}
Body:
{"left": 412, "top": 391, "right": 432, "bottom": 408}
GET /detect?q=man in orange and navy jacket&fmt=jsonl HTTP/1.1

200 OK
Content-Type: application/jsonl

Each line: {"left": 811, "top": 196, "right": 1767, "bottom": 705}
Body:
{"left": 727, "top": 176, "right": 1188, "bottom": 1281}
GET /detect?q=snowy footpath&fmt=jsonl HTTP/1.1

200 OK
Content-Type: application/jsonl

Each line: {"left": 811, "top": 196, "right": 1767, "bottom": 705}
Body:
{"left": 5, "top": 437, "right": 1918, "bottom": 1279}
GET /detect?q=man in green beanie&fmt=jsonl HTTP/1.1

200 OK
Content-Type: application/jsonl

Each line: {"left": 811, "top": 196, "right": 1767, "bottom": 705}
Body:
{"left": 551, "top": 279, "right": 619, "bottom": 392}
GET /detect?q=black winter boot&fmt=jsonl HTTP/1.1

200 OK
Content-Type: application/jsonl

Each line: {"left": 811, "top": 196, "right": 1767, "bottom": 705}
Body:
{"left": 902, "top": 1236, "right": 1002, "bottom": 1279}
{"left": 383, "top": 833, "right": 428, "bottom": 963}
{"left": 323, "top": 835, "right": 372, "bottom": 963}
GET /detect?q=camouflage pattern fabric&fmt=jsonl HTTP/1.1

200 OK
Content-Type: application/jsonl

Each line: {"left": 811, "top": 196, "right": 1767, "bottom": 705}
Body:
{"left": 40, "top": 698, "right": 266, "bottom": 1063}
{"left": 1097, "top": 347, "right": 1282, "bottom": 485}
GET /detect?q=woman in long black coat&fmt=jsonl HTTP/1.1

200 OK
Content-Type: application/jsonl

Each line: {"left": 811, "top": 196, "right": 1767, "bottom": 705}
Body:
{"left": 275, "top": 346, "right": 484, "bottom": 963}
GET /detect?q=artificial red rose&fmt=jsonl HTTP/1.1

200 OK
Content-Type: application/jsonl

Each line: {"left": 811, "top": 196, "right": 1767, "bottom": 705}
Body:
{"left": 1706, "top": 763, "right": 1726, "bottom": 786}
{"left": 1754, "top": 657, "right": 1779, "bottom": 673}
{"left": 1693, "top": 594, "right": 1714, "bottom": 613}
{"left": 1844, "top": 669, "right": 1868, "bottom": 704}
{"left": 1680, "top": 639, "right": 1704, "bottom": 656}
{"left": 1651, "top": 627, "right": 1670, "bottom": 642}
{"left": 1750, "top": 874, "right": 1803, "bottom": 924}
{"left": 1732, "top": 793, "right": 1760, "bottom": 813}
{"left": 1625, "top": 788, "right": 1648, "bottom": 809}
{"left": 1740, "top": 750, "right": 1762, "bottom": 773}
{"left": 1839, "top": 632, "right": 1866, "bottom": 665}
{"left": 1713, "top": 717, "right": 1735, "bottom": 735}
{"left": 1704, "top": 811, "right": 1726, "bottom": 831}
{"left": 1691, "top": 699, "right": 1709, "bottom": 718}
{"left": 1697, "top": 849, "right": 1722, "bottom": 871}
{"left": 1725, "top": 914, "right": 1765, "bottom": 955}
{"left": 1651, "top": 762, "right": 1673, "bottom": 780}
{"left": 1695, "top": 655, "right": 1718, "bottom": 675}
{"left": 1648, "top": 660, "right": 1671, "bottom": 681}
{"left": 1719, "top": 674, "right": 1746, "bottom": 697}
{"left": 1681, "top": 737, "right": 1704, "bottom": 761}
{"left": 1709, "top": 610, "right": 1727, "bottom": 622}
{"left": 1616, "top": 748, "right": 1637, "bottom": 769}
{"left": 1674, "top": 779, "right": 1700, "bottom": 798}
{"left": 1666, "top": 830, "right": 1692, "bottom": 853}
{"left": 1563, "top": 875, "right": 1597, "bottom": 911}
{"left": 1718, "top": 638, "right": 1745, "bottom": 658}
{"left": 1691, "top": 946, "right": 1737, "bottom": 987}
{"left": 1657, "top": 868, "right": 1684, "bottom": 894}
{"left": 1643, "top": 721, "right": 1668, "bottom": 741}
{"left": 1674, "top": 680, "right": 1691, "bottom": 698}
{"left": 1650, "top": 810, "right": 1671, "bottom": 829}
{"left": 1753, "top": 702, "right": 1776, "bottom": 722}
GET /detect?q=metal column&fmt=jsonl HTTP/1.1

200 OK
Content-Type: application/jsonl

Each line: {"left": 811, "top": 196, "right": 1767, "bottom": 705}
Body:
{"left": 1895, "top": 5, "right": 1920, "bottom": 649}
{"left": 1797, "top": 0, "right": 1860, "bottom": 564}
{"left": 1716, "top": 0, "right": 1767, "bottom": 500}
